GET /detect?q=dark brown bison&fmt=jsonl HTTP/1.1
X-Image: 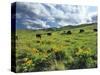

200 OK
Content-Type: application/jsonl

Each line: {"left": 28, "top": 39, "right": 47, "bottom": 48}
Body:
{"left": 79, "top": 29, "right": 84, "bottom": 33}
{"left": 93, "top": 29, "right": 97, "bottom": 32}
{"left": 67, "top": 31, "right": 72, "bottom": 34}
{"left": 47, "top": 33, "right": 52, "bottom": 36}
{"left": 36, "top": 34, "right": 41, "bottom": 38}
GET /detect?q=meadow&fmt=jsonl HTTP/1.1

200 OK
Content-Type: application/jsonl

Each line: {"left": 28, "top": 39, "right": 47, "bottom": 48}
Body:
{"left": 15, "top": 23, "right": 97, "bottom": 72}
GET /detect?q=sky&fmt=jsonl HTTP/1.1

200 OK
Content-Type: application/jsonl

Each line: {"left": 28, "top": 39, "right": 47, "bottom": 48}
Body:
{"left": 15, "top": 2, "right": 97, "bottom": 29}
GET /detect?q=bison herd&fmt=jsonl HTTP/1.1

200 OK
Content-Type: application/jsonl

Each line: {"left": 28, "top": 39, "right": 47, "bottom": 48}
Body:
{"left": 35, "top": 28, "right": 97, "bottom": 39}
{"left": 15, "top": 28, "right": 97, "bottom": 40}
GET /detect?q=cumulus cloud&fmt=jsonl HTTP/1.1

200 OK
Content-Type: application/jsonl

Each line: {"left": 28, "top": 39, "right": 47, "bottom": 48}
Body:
{"left": 15, "top": 2, "right": 97, "bottom": 29}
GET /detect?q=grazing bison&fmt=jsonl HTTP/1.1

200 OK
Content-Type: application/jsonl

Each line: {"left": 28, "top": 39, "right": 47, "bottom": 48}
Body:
{"left": 36, "top": 34, "right": 41, "bottom": 38}
{"left": 47, "top": 32, "right": 52, "bottom": 36}
{"left": 67, "top": 31, "right": 72, "bottom": 34}
{"left": 93, "top": 29, "right": 97, "bottom": 32}
{"left": 79, "top": 29, "right": 84, "bottom": 33}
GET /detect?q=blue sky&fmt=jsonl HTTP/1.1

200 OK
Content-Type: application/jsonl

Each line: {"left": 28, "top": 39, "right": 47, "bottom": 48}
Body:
{"left": 15, "top": 2, "right": 97, "bottom": 29}
{"left": 88, "top": 6, "right": 97, "bottom": 13}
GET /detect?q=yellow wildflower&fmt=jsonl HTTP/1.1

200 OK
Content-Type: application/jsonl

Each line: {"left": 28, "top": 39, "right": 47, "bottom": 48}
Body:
{"left": 31, "top": 48, "right": 38, "bottom": 54}
{"left": 26, "top": 60, "right": 32, "bottom": 65}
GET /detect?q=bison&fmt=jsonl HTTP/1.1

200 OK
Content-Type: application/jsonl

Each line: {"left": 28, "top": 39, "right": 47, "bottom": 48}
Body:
{"left": 36, "top": 34, "right": 41, "bottom": 38}
{"left": 47, "top": 32, "right": 52, "bottom": 36}
{"left": 79, "top": 29, "right": 84, "bottom": 33}
{"left": 93, "top": 29, "right": 97, "bottom": 32}
{"left": 67, "top": 31, "right": 72, "bottom": 34}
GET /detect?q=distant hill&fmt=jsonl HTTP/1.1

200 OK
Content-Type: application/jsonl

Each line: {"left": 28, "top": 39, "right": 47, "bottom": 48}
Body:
{"left": 30, "top": 23, "right": 97, "bottom": 31}
{"left": 16, "top": 23, "right": 97, "bottom": 31}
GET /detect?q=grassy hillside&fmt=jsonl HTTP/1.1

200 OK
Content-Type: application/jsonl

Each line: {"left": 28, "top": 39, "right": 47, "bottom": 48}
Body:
{"left": 15, "top": 23, "right": 97, "bottom": 72}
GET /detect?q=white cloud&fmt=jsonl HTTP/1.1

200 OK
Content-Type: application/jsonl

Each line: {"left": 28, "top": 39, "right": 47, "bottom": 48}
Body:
{"left": 16, "top": 2, "right": 97, "bottom": 29}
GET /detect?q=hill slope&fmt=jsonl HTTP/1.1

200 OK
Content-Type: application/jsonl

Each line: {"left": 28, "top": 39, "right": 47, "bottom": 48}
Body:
{"left": 15, "top": 23, "right": 97, "bottom": 72}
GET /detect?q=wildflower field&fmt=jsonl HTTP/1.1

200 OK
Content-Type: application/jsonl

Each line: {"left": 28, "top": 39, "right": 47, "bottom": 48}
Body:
{"left": 15, "top": 23, "right": 97, "bottom": 72}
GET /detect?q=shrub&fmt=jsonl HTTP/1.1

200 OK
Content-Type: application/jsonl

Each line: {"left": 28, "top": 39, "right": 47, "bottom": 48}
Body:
{"left": 68, "top": 47, "right": 97, "bottom": 69}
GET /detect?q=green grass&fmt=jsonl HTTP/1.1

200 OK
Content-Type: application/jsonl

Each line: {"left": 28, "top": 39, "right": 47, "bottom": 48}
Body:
{"left": 15, "top": 23, "right": 97, "bottom": 72}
